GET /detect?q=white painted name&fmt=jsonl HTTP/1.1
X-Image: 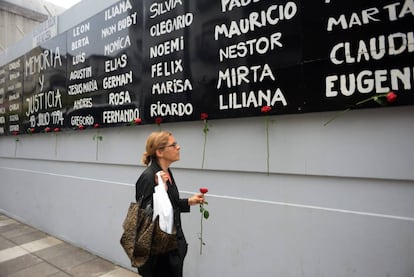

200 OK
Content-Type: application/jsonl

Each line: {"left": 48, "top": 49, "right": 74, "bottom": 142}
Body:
{"left": 103, "top": 108, "right": 140, "bottom": 123}
{"left": 70, "top": 66, "right": 92, "bottom": 80}
{"left": 71, "top": 36, "right": 90, "bottom": 51}
{"left": 217, "top": 64, "right": 275, "bottom": 89}
{"left": 330, "top": 32, "right": 414, "bottom": 65}
{"left": 9, "top": 60, "right": 20, "bottom": 70}
{"left": 8, "top": 92, "right": 20, "bottom": 101}
{"left": 151, "top": 59, "right": 183, "bottom": 78}
{"left": 9, "top": 103, "right": 20, "bottom": 112}
{"left": 150, "top": 36, "right": 184, "bottom": 59}
{"left": 150, "top": 101, "right": 193, "bottom": 117}
{"left": 327, "top": 0, "right": 414, "bottom": 32}
{"left": 9, "top": 114, "right": 19, "bottom": 122}
{"left": 102, "top": 11, "right": 137, "bottom": 39}
{"left": 219, "top": 32, "right": 282, "bottom": 62}
{"left": 215, "top": 3, "right": 297, "bottom": 40}
{"left": 105, "top": 0, "right": 132, "bottom": 20}
{"left": 68, "top": 80, "right": 98, "bottom": 95}
{"left": 150, "top": 13, "right": 193, "bottom": 37}
{"left": 105, "top": 54, "right": 128, "bottom": 73}
{"left": 71, "top": 115, "right": 94, "bottom": 126}
{"left": 73, "top": 23, "right": 90, "bottom": 37}
{"left": 150, "top": 0, "right": 183, "bottom": 18}
{"left": 72, "top": 52, "right": 85, "bottom": 65}
{"left": 152, "top": 78, "right": 192, "bottom": 94}
{"left": 221, "top": 0, "right": 260, "bottom": 12}
{"left": 9, "top": 71, "right": 20, "bottom": 80}
{"left": 104, "top": 35, "right": 131, "bottom": 55}
{"left": 73, "top": 97, "right": 93, "bottom": 110}
{"left": 103, "top": 70, "right": 133, "bottom": 89}
{"left": 219, "top": 88, "right": 287, "bottom": 110}
{"left": 9, "top": 125, "right": 19, "bottom": 132}
{"left": 326, "top": 66, "right": 414, "bottom": 97}
{"left": 109, "top": 91, "right": 131, "bottom": 105}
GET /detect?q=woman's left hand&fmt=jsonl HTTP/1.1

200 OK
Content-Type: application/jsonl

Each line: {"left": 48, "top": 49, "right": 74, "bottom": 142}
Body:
{"left": 188, "top": 193, "right": 205, "bottom": 206}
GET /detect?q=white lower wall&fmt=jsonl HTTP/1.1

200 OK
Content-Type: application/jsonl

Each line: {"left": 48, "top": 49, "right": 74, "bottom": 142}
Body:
{"left": 1, "top": 108, "right": 414, "bottom": 276}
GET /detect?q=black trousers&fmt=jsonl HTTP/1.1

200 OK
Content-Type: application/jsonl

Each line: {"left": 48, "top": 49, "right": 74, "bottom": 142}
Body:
{"left": 138, "top": 240, "right": 188, "bottom": 277}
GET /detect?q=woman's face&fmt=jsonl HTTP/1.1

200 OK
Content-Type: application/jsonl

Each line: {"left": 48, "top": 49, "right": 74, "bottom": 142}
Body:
{"left": 158, "top": 135, "right": 180, "bottom": 163}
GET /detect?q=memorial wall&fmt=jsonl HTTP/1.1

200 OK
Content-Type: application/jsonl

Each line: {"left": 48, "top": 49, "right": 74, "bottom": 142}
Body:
{"left": 0, "top": 0, "right": 413, "bottom": 136}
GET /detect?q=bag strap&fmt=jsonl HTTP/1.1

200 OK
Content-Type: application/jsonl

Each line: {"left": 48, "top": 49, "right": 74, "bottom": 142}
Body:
{"left": 136, "top": 195, "right": 144, "bottom": 208}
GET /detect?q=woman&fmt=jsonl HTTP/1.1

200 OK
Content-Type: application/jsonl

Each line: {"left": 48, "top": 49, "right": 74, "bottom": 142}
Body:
{"left": 135, "top": 131, "right": 204, "bottom": 277}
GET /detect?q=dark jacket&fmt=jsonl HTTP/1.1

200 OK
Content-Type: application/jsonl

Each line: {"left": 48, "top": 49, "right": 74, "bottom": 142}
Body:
{"left": 135, "top": 161, "right": 190, "bottom": 277}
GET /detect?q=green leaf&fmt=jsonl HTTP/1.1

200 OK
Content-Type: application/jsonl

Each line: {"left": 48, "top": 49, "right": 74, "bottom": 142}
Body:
{"left": 203, "top": 210, "right": 209, "bottom": 219}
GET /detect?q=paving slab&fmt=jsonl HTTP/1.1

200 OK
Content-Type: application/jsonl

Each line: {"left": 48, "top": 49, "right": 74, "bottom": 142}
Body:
{"left": 1, "top": 224, "right": 37, "bottom": 239}
{"left": 0, "top": 236, "right": 15, "bottom": 251}
{"left": 0, "top": 213, "right": 138, "bottom": 277}
{"left": 0, "top": 253, "right": 43, "bottom": 276}
{"left": 8, "top": 230, "right": 48, "bottom": 245}
{"left": 6, "top": 262, "right": 60, "bottom": 277}
{"left": 47, "top": 248, "right": 97, "bottom": 271}
{"left": 34, "top": 242, "right": 79, "bottom": 260}
{"left": 67, "top": 257, "right": 116, "bottom": 276}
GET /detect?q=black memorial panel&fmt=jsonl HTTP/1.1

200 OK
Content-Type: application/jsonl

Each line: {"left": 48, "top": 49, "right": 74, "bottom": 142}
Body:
{"left": 66, "top": 0, "right": 143, "bottom": 129}
{"left": 303, "top": 0, "right": 414, "bottom": 111}
{"left": 4, "top": 57, "right": 24, "bottom": 135}
{"left": 23, "top": 33, "right": 68, "bottom": 133}
{"left": 142, "top": 0, "right": 305, "bottom": 123}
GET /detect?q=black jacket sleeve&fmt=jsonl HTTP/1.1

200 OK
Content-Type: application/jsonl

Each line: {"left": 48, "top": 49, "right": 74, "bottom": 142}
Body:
{"left": 135, "top": 165, "right": 157, "bottom": 208}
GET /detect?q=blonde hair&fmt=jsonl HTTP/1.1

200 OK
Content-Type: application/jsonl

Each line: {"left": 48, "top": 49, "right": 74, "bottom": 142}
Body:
{"left": 141, "top": 131, "right": 172, "bottom": 165}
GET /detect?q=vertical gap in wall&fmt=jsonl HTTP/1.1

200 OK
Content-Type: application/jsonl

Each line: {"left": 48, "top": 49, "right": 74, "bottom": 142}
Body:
{"left": 54, "top": 135, "right": 58, "bottom": 156}
{"left": 14, "top": 138, "right": 18, "bottom": 157}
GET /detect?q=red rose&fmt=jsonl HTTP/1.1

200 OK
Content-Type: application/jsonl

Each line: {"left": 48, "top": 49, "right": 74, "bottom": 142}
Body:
{"left": 200, "top": 113, "right": 208, "bottom": 120}
{"left": 44, "top": 127, "right": 51, "bottom": 132}
{"left": 261, "top": 106, "right": 272, "bottom": 113}
{"left": 94, "top": 123, "right": 100, "bottom": 128}
{"left": 155, "top": 117, "right": 163, "bottom": 125}
{"left": 134, "top": 118, "right": 142, "bottom": 124}
{"left": 386, "top": 91, "right": 397, "bottom": 103}
{"left": 198, "top": 186, "right": 209, "bottom": 254}
{"left": 78, "top": 125, "right": 85, "bottom": 130}
{"left": 53, "top": 127, "right": 60, "bottom": 132}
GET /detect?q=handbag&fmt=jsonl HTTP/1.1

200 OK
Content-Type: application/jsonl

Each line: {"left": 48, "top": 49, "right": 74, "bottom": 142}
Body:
{"left": 120, "top": 199, "right": 154, "bottom": 267}
{"left": 120, "top": 194, "right": 178, "bottom": 267}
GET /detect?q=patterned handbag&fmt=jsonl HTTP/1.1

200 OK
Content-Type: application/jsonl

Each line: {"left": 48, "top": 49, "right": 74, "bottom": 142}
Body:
{"left": 120, "top": 198, "right": 177, "bottom": 267}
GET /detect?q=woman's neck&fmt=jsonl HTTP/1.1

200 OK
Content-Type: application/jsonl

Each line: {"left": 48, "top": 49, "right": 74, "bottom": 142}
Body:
{"left": 157, "top": 159, "right": 171, "bottom": 172}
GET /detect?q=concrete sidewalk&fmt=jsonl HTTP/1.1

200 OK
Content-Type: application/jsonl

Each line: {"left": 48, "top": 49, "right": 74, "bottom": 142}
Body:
{"left": 0, "top": 213, "right": 137, "bottom": 277}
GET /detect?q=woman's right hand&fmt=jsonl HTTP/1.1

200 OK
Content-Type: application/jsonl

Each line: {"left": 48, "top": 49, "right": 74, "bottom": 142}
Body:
{"left": 154, "top": 171, "right": 169, "bottom": 185}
